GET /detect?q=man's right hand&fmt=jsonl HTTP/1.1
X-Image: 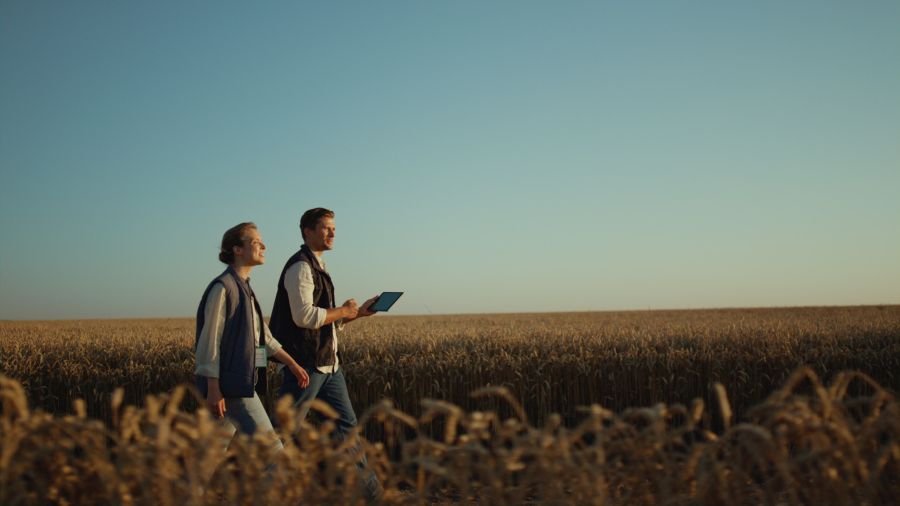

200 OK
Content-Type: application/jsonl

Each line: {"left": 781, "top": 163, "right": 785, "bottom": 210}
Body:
{"left": 342, "top": 298, "right": 359, "bottom": 319}
{"left": 206, "top": 381, "right": 226, "bottom": 418}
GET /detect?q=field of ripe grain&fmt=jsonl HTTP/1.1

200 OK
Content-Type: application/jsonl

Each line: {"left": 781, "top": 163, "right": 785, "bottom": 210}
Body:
{"left": 1, "top": 306, "right": 898, "bottom": 428}
{"left": 1, "top": 306, "right": 899, "bottom": 504}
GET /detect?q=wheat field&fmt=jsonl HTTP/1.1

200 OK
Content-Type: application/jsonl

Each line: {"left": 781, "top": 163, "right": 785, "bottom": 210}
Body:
{"left": 1, "top": 305, "right": 899, "bottom": 504}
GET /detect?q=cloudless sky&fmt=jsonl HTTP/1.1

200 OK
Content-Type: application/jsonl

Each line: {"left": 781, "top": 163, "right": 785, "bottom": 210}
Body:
{"left": 1, "top": 1, "right": 898, "bottom": 320}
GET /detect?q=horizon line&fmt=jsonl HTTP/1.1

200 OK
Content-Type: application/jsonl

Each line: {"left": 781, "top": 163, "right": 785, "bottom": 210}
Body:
{"left": 2, "top": 303, "right": 897, "bottom": 323}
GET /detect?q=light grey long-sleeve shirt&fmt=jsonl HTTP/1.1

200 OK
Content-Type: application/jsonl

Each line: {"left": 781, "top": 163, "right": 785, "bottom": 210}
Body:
{"left": 194, "top": 283, "right": 283, "bottom": 378}
{"left": 284, "top": 256, "right": 341, "bottom": 373}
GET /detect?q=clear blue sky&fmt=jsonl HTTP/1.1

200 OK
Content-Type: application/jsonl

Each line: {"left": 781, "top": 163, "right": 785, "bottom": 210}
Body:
{"left": 1, "top": 1, "right": 898, "bottom": 320}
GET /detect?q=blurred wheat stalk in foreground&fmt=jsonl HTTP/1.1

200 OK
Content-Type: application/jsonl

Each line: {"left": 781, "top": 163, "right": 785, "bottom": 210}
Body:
{"left": 1, "top": 367, "right": 897, "bottom": 506}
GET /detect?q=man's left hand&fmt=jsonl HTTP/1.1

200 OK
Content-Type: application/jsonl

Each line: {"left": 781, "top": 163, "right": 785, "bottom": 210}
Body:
{"left": 357, "top": 295, "right": 379, "bottom": 318}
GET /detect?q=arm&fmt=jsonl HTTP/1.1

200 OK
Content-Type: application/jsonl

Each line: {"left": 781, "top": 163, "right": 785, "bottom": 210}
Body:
{"left": 205, "top": 378, "right": 225, "bottom": 417}
{"left": 270, "top": 348, "right": 310, "bottom": 388}
{"left": 195, "top": 284, "right": 227, "bottom": 418}
{"left": 262, "top": 323, "right": 310, "bottom": 388}
{"left": 285, "top": 261, "right": 358, "bottom": 328}
{"left": 341, "top": 295, "right": 380, "bottom": 324}
{"left": 324, "top": 304, "right": 357, "bottom": 325}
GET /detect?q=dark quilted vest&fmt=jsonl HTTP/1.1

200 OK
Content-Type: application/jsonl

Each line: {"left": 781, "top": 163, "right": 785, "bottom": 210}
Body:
{"left": 195, "top": 267, "right": 263, "bottom": 398}
{"left": 269, "top": 245, "right": 340, "bottom": 369}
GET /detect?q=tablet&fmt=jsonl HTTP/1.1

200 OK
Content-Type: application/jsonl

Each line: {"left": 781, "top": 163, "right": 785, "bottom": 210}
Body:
{"left": 368, "top": 292, "right": 403, "bottom": 312}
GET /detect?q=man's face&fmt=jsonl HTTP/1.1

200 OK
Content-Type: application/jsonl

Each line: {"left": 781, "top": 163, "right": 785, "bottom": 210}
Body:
{"left": 235, "top": 228, "right": 266, "bottom": 266}
{"left": 305, "top": 216, "right": 335, "bottom": 251}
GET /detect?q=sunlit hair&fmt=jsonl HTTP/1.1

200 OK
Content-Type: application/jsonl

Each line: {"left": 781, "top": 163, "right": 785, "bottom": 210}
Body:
{"left": 218, "top": 222, "right": 257, "bottom": 264}
{"left": 300, "top": 208, "right": 334, "bottom": 243}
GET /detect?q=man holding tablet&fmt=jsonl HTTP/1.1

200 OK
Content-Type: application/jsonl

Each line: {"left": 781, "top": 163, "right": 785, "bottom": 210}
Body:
{"left": 269, "top": 207, "right": 386, "bottom": 501}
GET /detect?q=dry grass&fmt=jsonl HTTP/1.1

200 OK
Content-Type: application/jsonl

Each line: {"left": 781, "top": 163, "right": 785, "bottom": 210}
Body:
{"left": 1, "top": 306, "right": 899, "bottom": 504}
{"left": 1, "top": 366, "right": 898, "bottom": 505}
{"left": 1, "top": 306, "right": 897, "bottom": 428}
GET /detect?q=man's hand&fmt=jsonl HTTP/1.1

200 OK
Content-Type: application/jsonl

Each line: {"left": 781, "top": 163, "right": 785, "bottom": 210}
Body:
{"left": 206, "top": 381, "right": 226, "bottom": 418}
{"left": 343, "top": 296, "right": 379, "bottom": 323}
{"left": 342, "top": 299, "right": 359, "bottom": 320}
{"left": 357, "top": 295, "right": 379, "bottom": 318}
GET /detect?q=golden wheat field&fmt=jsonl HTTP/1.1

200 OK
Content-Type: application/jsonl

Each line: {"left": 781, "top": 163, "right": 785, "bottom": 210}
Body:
{"left": 1, "top": 305, "right": 899, "bottom": 504}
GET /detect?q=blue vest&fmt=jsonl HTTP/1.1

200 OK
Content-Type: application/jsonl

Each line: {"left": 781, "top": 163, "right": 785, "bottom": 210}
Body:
{"left": 195, "top": 267, "right": 263, "bottom": 398}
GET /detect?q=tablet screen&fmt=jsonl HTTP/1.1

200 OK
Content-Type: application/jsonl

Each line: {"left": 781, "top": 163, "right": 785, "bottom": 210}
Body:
{"left": 369, "top": 292, "right": 403, "bottom": 312}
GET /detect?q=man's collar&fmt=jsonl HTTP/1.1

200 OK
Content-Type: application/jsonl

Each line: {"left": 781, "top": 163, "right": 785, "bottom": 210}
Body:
{"left": 301, "top": 244, "right": 327, "bottom": 272}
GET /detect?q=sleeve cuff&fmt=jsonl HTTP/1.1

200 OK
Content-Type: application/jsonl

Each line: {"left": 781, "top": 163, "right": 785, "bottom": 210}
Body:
{"left": 315, "top": 306, "right": 328, "bottom": 328}
{"left": 265, "top": 340, "right": 283, "bottom": 357}
{"left": 194, "top": 365, "right": 219, "bottom": 378}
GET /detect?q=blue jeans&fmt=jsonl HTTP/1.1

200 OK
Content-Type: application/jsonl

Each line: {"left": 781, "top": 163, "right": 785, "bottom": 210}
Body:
{"left": 223, "top": 393, "right": 284, "bottom": 453}
{"left": 279, "top": 367, "right": 359, "bottom": 438}
{"left": 279, "top": 367, "right": 383, "bottom": 501}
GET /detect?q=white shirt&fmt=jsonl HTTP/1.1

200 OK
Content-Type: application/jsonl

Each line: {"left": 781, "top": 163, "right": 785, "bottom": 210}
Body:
{"left": 194, "top": 283, "right": 283, "bottom": 378}
{"left": 284, "top": 255, "right": 341, "bottom": 373}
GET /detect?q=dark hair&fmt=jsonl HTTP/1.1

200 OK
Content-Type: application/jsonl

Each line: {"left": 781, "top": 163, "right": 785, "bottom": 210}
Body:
{"left": 300, "top": 208, "right": 334, "bottom": 242}
{"left": 218, "top": 222, "right": 257, "bottom": 264}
